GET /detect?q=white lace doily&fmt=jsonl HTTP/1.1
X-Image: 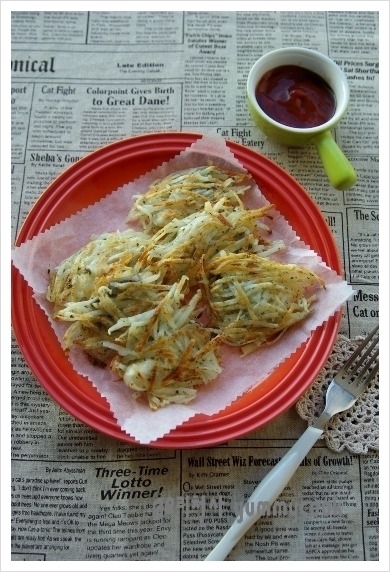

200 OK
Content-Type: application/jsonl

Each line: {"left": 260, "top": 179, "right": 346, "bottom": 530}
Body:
{"left": 296, "top": 334, "right": 379, "bottom": 455}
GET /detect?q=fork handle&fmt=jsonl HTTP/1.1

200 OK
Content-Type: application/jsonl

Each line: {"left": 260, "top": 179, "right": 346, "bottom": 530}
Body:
{"left": 205, "top": 425, "right": 324, "bottom": 561}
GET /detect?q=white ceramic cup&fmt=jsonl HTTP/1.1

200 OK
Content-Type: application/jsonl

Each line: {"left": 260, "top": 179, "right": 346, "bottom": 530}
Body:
{"left": 246, "top": 47, "right": 357, "bottom": 190}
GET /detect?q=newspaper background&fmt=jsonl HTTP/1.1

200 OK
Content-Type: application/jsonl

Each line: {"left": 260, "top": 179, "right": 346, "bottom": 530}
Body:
{"left": 7, "top": 8, "right": 383, "bottom": 566}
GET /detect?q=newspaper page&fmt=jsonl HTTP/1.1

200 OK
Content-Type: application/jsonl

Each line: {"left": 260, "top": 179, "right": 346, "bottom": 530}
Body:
{"left": 8, "top": 9, "right": 381, "bottom": 565}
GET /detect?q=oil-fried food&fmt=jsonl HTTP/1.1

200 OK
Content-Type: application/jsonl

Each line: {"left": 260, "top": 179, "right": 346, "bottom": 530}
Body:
{"left": 140, "top": 200, "right": 281, "bottom": 285}
{"left": 47, "top": 229, "right": 151, "bottom": 309}
{"left": 47, "top": 165, "right": 324, "bottom": 409}
{"left": 201, "top": 251, "right": 324, "bottom": 354}
{"left": 128, "top": 165, "right": 251, "bottom": 233}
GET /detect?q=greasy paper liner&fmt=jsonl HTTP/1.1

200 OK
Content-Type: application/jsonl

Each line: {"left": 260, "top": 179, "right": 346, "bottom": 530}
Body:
{"left": 11, "top": 134, "right": 354, "bottom": 443}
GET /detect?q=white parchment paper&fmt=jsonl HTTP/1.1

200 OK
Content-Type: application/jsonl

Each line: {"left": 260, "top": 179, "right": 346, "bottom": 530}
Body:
{"left": 12, "top": 134, "right": 354, "bottom": 443}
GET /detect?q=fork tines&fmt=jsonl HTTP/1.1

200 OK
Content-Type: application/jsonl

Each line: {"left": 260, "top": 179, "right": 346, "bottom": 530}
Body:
{"left": 339, "top": 325, "right": 379, "bottom": 386}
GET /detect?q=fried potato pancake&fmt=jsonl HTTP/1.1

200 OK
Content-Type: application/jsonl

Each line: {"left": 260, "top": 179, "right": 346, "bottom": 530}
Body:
{"left": 201, "top": 251, "right": 324, "bottom": 354}
{"left": 47, "top": 166, "right": 323, "bottom": 409}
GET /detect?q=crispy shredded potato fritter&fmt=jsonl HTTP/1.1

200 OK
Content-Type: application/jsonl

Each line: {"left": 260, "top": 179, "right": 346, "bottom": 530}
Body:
{"left": 128, "top": 165, "right": 252, "bottom": 233}
{"left": 47, "top": 165, "right": 324, "bottom": 409}
{"left": 200, "top": 251, "right": 325, "bottom": 354}
{"left": 47, "top": 229, "right": 151, "bottom": 309}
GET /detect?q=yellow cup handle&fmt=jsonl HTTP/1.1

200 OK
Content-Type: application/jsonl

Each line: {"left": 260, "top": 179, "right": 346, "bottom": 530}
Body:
{"left": 314, "top": 130, "right": 357, "bottom": 190}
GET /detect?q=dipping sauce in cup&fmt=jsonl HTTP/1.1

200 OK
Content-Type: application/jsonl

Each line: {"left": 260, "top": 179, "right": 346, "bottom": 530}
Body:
{"left": 247, "top": 48, "right": 357, "bottom": 190}
{"left": 255, "top": 65, "right": 336, "bottom": 129}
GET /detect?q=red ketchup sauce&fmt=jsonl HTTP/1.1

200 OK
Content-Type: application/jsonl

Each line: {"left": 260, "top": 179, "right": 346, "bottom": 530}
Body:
{"left": 255, "top": 65, "right": 336, "bottom": 128}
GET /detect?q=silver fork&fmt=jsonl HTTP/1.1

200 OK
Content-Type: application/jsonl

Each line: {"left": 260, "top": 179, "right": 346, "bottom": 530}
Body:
{"left": 205, "top": 325, "right": 379, "bottom": 561}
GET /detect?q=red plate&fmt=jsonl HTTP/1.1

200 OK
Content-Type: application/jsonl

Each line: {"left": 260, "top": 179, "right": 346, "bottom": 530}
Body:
{"left": 12, "top": 132, "right": 341, "bottom": 448}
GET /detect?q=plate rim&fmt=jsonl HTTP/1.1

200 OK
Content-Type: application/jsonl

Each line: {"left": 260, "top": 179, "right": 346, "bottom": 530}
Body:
{"left": 12, "top": 132, "right": 342, "bottom": 449}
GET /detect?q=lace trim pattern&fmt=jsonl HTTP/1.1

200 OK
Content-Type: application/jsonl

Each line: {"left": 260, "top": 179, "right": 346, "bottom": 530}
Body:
{"left": 296, "top": 334, "right": 379, "bottom": 455}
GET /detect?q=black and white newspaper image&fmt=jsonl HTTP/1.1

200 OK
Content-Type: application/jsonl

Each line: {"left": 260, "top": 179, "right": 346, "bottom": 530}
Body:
{"left": 5, "top": 7, "right": 387, "bottom": 568}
